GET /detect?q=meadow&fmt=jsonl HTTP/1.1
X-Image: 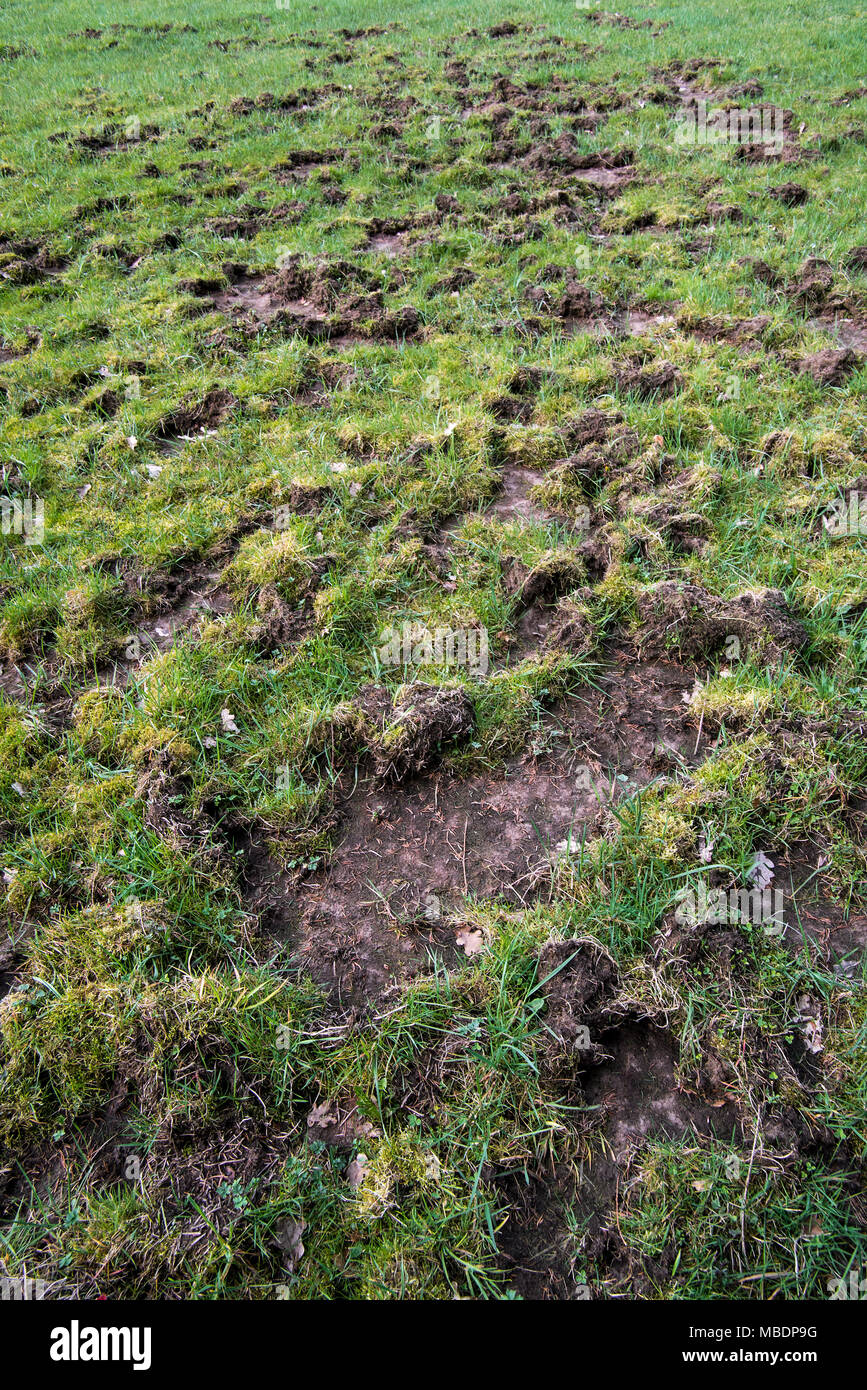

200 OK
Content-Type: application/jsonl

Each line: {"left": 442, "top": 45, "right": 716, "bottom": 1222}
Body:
{"left": 0, "top": 0, "right": 865, "bottom": 1299}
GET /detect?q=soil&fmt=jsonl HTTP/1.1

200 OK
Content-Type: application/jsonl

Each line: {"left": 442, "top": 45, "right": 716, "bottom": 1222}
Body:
{"left": 241, "top": 645, "right": 710, "bottom": 1006}
{"left": 797, "top": 347, "right": 862, "bottom": 385}
{"left": 210, "top": 257, "right": 420, "bottom": 345}
{"left": 636, "top": 581, "right": 807, "bottom": 665}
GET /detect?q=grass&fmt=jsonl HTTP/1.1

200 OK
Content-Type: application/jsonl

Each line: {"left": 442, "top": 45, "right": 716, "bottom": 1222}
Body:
{"left": 0, "top": 0, "right": 865, "bottom": 1301}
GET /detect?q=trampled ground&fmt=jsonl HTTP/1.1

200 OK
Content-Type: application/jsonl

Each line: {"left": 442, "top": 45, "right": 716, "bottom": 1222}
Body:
{"left": 0, "top": 0, "right": 866, "bottom": 1300}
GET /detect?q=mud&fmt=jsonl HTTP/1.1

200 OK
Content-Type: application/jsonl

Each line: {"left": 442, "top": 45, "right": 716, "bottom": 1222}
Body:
{"left": 637, "top": 582, "right": 806, "bottom": 665}
{"left": 155, "top": 388, "right": 238, "bottom": 449}
{"left": 0, "top": 235, "right": 68, "bottom": 284}
{"left": 581, "top": 1019, "right": 740, "bottom": 1156}
{"left": 797, "top": 347, "right": 862, "bottom": 385}
{"left": 487, "top": 465, "right": 550, "bottom": 524}
{"left": 772, "top": 850, "right": 867, "bottom": 968}
{"left": 241, "top": 647, "right": 709, "bottom": 1005}
{"left": 211, "top": 257, "right": 420, "bottom": 344}
{"left": 120, "top": 561, "right": 234, "bottom": 672}
{"left": 615, "top": 360, "right": 683, "bottom": 399}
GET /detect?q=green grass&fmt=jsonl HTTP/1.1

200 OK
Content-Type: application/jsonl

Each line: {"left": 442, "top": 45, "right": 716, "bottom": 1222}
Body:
{"left": 0, "top": 0, "right": 865, "bottom": 1300}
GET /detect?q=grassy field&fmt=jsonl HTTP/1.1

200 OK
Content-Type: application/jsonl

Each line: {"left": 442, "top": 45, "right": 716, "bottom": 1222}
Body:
{"left": 0, "top": 0, "right": 866, "bottom": 1301}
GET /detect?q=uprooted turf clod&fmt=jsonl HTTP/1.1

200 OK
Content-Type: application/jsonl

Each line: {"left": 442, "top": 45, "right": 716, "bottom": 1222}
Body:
{"left": 637, "top": 582, "right": 807, "bottom": 664}
{"left": 334, "top": 682, "right": 476, "bottom": 784}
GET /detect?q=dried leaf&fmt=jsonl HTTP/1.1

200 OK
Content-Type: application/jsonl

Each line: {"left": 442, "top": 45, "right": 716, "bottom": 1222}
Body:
{"left": 307, "top": 1100, "right": 338, "bottom": 1130}
{"left": 748, "top": 850, "right": 774, "bottom": 890}
{"left": 347, "top": 1153, "right": 369, "bottom": 1189}
{"left": 274, "top": 1218, "right": 305, "bottom": 1272}
{"left": 456, "top": 926, "right": 484, "bottom": 956}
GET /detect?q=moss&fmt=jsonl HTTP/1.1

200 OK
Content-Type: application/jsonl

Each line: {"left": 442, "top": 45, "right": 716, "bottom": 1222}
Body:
{"left": 809, "top": 429, "right": 857, "bottom": 472}
{"left": 495, "top": 423, "right": 564, "bottom": 468}
{"left": 355, "top": 1128, "right": 442, "bottom": 1217}
{"left": 689, "top": 681, "right": 774, "bottom": 725}
{"left": 73, "top": 688, "right": 128, "bottom": 759}
{"left": 118, "top": 725, "right": 194, "bottom": 770}
{"left": 757, "top": 428, "right": 809, "bottom": 476}
{"left": 0, "top": 591, "right": 60, "bottom": 660}
{"left": 0, "top": 981, "right": 128, "bottom": 1130}
{"left": 625, "top": 792, "right": 696, "bottom": 865}
{"left": 225, "top": 527, "right": 318, "bottom": 600}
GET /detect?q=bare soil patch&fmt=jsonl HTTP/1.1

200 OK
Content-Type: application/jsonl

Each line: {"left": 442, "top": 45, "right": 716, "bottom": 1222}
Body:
{"left": 241, "top": 648, "right": 709, "bottom": 1005}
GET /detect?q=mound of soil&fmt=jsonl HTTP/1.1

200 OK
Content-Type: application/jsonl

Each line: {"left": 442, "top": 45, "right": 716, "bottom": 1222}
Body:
{"left": 797, "top": 347, "right": 862, "bottom": 385}
{"left": 211, "top": 254, "right": 420, "bottom": 344}
{"left": 337, "top": 681, "right": 477, "bottom": 784}
{"left": 537, "top": 938, "right": 619, "bottom": 1059}
{"left": 769, "top": 181, "right": 808, "bottom": 206}
{"left": 615, "top": 360, "right": 683, "bottom": 398}
{"left": 507, "top": 551, "right": 587, "bottom": 610}
{"left": 637, "top": 581, "right": 806, "bottom": 664}
{"left": 0, "top": 235, "right": 68, "bottom": 284}
{"left": 246, "top": 565, "right": 330, "bottom": 653}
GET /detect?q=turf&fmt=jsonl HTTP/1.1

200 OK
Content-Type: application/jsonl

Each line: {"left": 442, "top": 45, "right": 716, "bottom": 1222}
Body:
{"left": 0, "top": 0, "right": 865, "bottom": 1300}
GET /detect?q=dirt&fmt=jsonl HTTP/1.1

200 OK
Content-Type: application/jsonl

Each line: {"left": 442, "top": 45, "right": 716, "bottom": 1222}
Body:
{"left": 615, "top": 360, "right": 683, "bottom": 399}
{"left": 336, "top": 682, "right": 477, "bottom": 784}
{"left": 3, "top": 556, "right": 239, "bottom": 717}
{"left": 771, "top": 849, "right": 867, "bottom": 968}
{"left": 487, "top": 465, "right": 550, "bottom": 524}
{"left": 241, "top": 647, "right": 709, "bottom": 1005}
{"left": 245, "top": 568, "right": 329, "bottom": 654}
{"left": 525, "top": 277, "right": 608, "bottom": 331}
{"left": 537, "top": 937, "right": 620, "bottom": 1059}
{"left": 0, "top": 235, "right": 69, "bottom": 284}
{"left": 705, "top": 201, "right": 743, "bottom": 223}
{"left": 582, "top": 1020, "right": 740, "bottom": 1156}
{"left": 636, "top": 581, "right": 807, "bottom": 665}
{"left": 63, "top": 123, "right": 161, "bottom": 158}
{"left": 619, "top": 307, "right": 678, "bottom": 336}
{"left": 680, "top": 313, "right": 770, "bottom": 348}
{"left": 364, "top": 231, "right": 409, "bottom": 257}
{"left": 797, "top": 347, "right": 862, "bottom": 385}
{"left": 519, "top": 140, "right": 635, "bottom": 192}
{"left": 507, "top": 553, "right": 587, "bottom": 612}
{"left": 740, "top": 256, "right": 781, "bottom": 288}
{"left": 496, "top": 1166, "right": 585, "bottom": 1299}
{"left": 155, "top": 388, "right": 238, "bottom": 448}
{"left": 206, "top": 201, "right": 307, "bottom": 238}
{"left": 119, "top": 561, "right": 234, "bottom": 673}
{"left": 589, "top": 9, "right": 670, "bottom": 31}
{"left": 498, "top": 998, "right": 740, "bottom": 1298}
{"left": 569, "top": 163, "right": 634, "bottom": 192}
{"left": 211, "top": 256, "right": 420, "bottom": 344}
{"left": 769, "top": 181, "right": 809, "bottom": 206}
{"left": 810, "top": 316, "right": 867, "bottom": 354}
{"left": 547, "top": 408, "right": 644, "bottom": 498}
{"left": 272, "top": 148, "right": 340, "bottom": 180}
{"left": 0, "top": 935, "right": 24, "bottom": 1003}
{"left": 6, "top": 27, "right": 865, "bottom": 1306}
{"left": 785, "top": 257, "right": 860, "bottom": 315}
